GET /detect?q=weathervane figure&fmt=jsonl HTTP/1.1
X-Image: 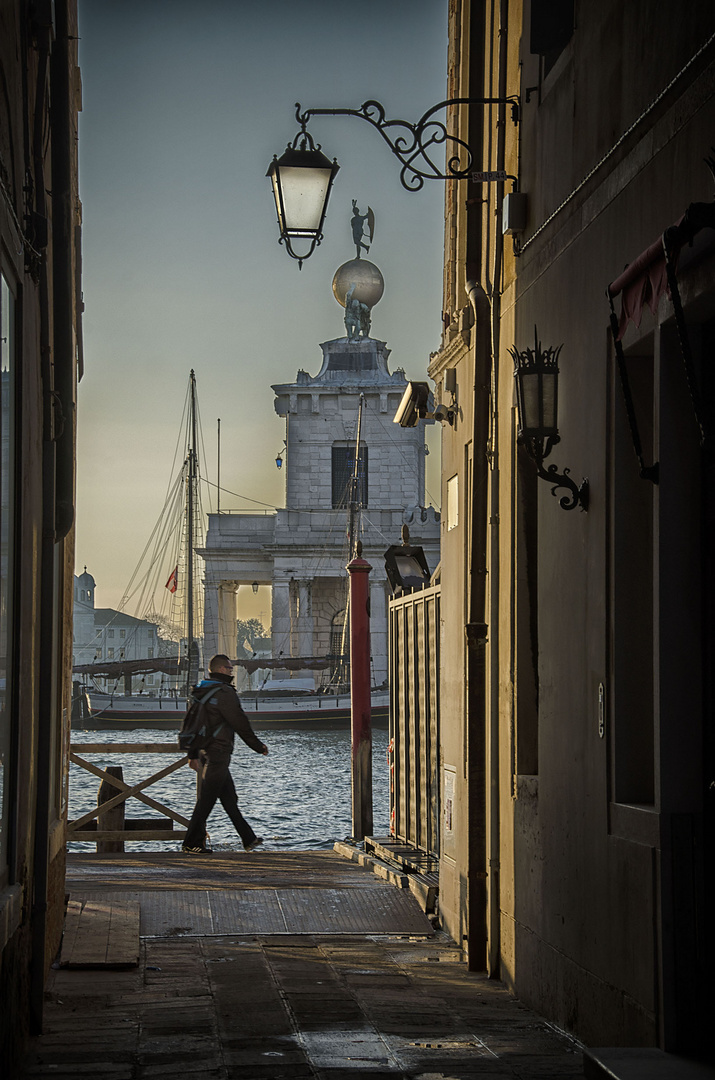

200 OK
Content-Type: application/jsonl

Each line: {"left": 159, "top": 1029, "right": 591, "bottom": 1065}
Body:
{"left": 351, "top": 200, "right": 375, "bottom": 258}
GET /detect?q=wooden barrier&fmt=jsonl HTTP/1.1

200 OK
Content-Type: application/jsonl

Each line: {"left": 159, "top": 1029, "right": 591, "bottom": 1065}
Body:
{"left": 97, "top": 766, "right": 125, "bottom": 853}
{"left": 68, "top": 743, "right": 193, "bottom": 847}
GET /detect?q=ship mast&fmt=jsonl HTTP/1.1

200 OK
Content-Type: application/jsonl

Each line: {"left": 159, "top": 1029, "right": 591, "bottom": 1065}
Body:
{"left": 347, "top": 393, "right": 364, "bottom": 559}
{"left": 185, "top": 369, "right": 199, "bottom": 698}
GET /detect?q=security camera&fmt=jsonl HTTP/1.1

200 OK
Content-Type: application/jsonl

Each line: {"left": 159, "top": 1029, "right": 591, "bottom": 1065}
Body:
{"left": 393, "top": 381, "right": 431, "bottom": 428}
{"left": 433, "top": 404, "right": 454, "bottom": 425}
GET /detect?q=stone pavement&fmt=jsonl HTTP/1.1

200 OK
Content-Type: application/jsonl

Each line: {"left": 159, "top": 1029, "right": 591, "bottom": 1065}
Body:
{"left": 21, "top": 931, "right": 585, "bottom": 1079}
{"left": 19, "top": 849, "right": 587, "bottom": 1078}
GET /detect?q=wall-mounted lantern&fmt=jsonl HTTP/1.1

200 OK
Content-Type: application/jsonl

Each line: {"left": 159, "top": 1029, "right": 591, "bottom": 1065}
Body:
{"left": 275, "top": 442, "right": 286, "bottom": 469}
{"left": 251, "top": 582, "right": 259, "bottom": 594}
{"left": 384, "top": 525, "right": 431, "bottom": 593}
{"left": 510, "top": 329, "right": 589, "bottom": 512}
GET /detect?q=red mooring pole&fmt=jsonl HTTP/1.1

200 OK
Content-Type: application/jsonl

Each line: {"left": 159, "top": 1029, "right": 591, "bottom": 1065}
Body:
{"left": 347, "top": 544, "right": 373, "bottom": 840}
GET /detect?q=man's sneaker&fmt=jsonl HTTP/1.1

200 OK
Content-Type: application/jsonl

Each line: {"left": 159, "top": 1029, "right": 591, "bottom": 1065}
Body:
{"left": 181, "top": 843, "right": 211, "bottom": 855}
{"left": 244, "top": 837, "right": 263, "bottom": 852}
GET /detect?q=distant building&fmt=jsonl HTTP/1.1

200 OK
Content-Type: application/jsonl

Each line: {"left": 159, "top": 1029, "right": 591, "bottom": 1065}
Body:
{"left": 73, "top": 569, "right": 160, "bottom": 693}
{"left": 200, "top": 258, "right": 440, "bottom": 689}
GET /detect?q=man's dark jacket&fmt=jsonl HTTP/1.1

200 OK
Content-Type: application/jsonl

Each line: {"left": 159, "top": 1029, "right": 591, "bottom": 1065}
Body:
{"left": 188, "top": 672, "right": 265, "bottom": 759}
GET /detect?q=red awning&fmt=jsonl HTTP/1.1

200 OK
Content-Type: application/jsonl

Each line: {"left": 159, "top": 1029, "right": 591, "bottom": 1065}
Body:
{"left": 607, "top": 200, "right": 715, "bottom": 340}
{"left": 608, "top": 222, "right": 683, "bottom": 340}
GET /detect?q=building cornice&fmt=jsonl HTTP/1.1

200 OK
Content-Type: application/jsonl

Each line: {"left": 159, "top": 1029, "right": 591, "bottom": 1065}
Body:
{"left": 428, "top": 329, "right": 471, "bottom": 381}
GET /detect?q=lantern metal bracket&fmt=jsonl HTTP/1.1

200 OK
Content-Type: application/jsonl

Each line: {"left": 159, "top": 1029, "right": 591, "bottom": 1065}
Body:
{"left": 520, "top": 434, "right": 589, "bottom": 512}
{"left": 293, "top": 97, "right": 520, "bottom": 192}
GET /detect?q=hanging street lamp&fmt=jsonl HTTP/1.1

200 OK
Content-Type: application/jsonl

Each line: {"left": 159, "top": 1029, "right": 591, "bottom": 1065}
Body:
{"left": 266, "top": 128, "right": 340, "bottom": 269}
{"left": 268, "top": 98, "right": 520, "bottom": 267}
{"left": 510, "top": 328, "right": 589, "bottom": 512}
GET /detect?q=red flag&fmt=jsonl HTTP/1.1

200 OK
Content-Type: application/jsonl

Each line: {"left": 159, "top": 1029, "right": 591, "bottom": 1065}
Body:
{"left": 165, "top": 565, "right": 178, "bottom": 594}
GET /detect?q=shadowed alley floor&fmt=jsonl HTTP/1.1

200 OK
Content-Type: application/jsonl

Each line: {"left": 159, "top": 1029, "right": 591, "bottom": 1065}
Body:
{"left": 20, "top": 850, "right": 586, "bottom": 1079}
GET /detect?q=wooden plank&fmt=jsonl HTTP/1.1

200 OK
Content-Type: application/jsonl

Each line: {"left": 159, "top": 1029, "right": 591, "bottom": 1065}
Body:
{"left": 74, "top": 817, "right": 175, "bottom": 832}
{"left": 98, "top": 765, "right": 125, "bottom": 853}
{"left": 60, "top": 898, "right": 140, "bottom": 968}
{"left": 72, "top": 830, "right": 186, "bottom": 841}
{"left": 61, "top": 898, "right": 83, "bottom": 960}
{"left": 70, "top": 742, "right": 184, "bottom": 753}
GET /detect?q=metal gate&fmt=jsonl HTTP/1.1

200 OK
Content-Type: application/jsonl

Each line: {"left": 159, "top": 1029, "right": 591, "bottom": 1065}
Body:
{"left": 388, "top": 584, "right": 440, "bottom": 858}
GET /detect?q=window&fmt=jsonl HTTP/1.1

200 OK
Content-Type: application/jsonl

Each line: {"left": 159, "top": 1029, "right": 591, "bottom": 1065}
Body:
{"left": 530, "top": 0, "right": 574, "bottom": 76}
{"left": 332, "top": 444, "right": 368, "bottom": 508}
{"left": 148, "top": 647, "right": 154, "bottom": 658}
{"left": 119, "top": 649, "right": 125, "bottom": 659}
{"left": 0, "top": 272, "right": 15, "bottom": 879}
{"left": 119, "top": 629, "right": 125, "bottom": 639}
{"left": 446, "top": 474, "right": 459, "bottom": 530}
{"left": 107, "top": 648, "right": 114, "bottom": 659}
{"left": 107, "top": 629, "right": 114, "bottom": 639}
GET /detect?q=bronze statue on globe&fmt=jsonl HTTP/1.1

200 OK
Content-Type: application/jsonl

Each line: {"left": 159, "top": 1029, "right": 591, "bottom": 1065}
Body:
{"left": 333, "top": 203, "right": 384, "bottom": 341}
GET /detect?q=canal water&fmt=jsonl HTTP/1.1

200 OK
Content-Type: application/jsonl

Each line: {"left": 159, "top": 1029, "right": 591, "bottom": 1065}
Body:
{"left": 68, "top": 724, "right": 390, "bottom": 852}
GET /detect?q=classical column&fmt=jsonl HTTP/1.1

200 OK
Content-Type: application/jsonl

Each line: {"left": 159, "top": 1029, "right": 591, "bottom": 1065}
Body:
{"left": 297, "top": 580, "right": 314, "bottom": 656}
{"left": 297, "top": 579, "right": 315, "bottom": 689}
{"left": 272, "top": 580, "right": 291, "bottom": 679}
{"left": 217, "top": 581, "right": 239, "bottom": 659}
{"left": 369, "top": 578, "right": 388, "bottom": 688}
{"left": 203, "top": 579, "right": 220, "bottom": 661}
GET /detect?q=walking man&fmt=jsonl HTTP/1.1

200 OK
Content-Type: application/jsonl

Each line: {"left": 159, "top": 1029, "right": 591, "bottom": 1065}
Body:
{"left": 182, "top": 654, "right": 268, "bottom": 854}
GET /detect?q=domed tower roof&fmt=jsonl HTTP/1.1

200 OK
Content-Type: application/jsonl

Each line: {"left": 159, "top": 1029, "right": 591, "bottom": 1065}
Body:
{"left": 75, "top": 567, "right": 96, "bottom": 606}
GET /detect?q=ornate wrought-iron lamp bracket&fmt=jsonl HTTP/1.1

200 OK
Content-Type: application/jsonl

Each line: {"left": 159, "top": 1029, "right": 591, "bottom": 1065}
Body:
{"left": 293, "top": 97, "right": 520, "bottom": 192}
{"left": 520, "top": 434, "right": 589, "bottom": 512}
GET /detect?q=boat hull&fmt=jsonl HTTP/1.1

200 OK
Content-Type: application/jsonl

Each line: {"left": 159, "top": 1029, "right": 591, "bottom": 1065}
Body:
{"left": 72, "top": 700, "right": 389, "bottom": 730}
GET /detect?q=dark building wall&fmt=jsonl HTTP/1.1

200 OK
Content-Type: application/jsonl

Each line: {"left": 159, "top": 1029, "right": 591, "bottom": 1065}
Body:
{"left": 428, "top": 0, "right": 715, "bottom": 1055}
{"left": 0, "top": 1, "right": 80, "bottom": 1071}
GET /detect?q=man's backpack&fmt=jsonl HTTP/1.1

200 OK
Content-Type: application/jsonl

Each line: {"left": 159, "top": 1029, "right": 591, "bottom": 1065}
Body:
{"left": 178, "top": 685, "right": 226, "bottom": 755}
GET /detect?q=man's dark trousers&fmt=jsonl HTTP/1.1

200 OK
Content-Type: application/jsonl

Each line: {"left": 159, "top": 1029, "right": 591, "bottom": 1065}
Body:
{"left": 184, "top": 747, "right": 257, "bottom": 849}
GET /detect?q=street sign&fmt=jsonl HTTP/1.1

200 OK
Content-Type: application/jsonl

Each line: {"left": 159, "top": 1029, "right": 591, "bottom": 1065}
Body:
{"left": 472, "top": 170, "right": 508, "bottom": 182}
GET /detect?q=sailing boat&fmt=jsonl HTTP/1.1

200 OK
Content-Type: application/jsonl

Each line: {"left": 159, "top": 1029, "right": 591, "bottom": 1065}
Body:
{"left": 72, "top": 371, "right": 207, "bottom": 727}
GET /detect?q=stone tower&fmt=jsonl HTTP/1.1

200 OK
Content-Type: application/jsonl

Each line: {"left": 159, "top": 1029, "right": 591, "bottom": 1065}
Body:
{"left": 200, "top": 249, "right": 440, "bottom": 690}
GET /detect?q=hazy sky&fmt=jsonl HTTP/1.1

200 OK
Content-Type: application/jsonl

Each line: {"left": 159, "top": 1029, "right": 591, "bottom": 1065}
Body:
{"left": 76, "top": 0, "right": 448, "bottom": 618}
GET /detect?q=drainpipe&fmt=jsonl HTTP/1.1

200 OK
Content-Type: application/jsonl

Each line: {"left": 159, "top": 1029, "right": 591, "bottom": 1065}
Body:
{"left": 51, "top": 0, "right": 76, "bottom": 544}
{"left": 464, "top": 0, "right": 509, "bottom": 980}
{"left": 484, "top": 0, "right": 511, "bottom": 983}
{"left": 465, "top": 278, "right": 491, "bottom": 971}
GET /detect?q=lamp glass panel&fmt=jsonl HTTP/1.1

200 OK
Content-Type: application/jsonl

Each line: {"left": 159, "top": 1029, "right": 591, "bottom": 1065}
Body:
{"left": 520, "top": 370, "right": 542, "bottom": 431}
{"left": 541, "top": 371, "right": 557, "bottom": 430}
{"left": 277, "top": 165, "right": 332, "bottom": 235}
{"left": 394, "top": 554, "right": 427, "bottom": 587}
